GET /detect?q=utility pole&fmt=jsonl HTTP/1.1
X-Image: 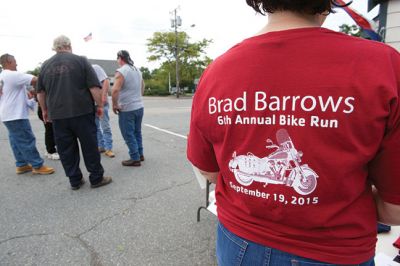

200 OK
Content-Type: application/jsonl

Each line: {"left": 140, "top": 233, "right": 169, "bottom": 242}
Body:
{"left": 171, "top": 7, "right": 181, "bottom": 98}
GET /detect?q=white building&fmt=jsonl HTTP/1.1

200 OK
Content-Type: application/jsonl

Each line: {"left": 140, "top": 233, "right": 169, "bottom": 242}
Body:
{"left": 369, "top": 0, "right": 400, "bottom": 50}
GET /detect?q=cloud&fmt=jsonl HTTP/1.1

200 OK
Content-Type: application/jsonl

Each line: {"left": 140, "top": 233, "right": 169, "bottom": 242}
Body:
{"left": 1, "top": 0, "right": 373, "bottom": 72}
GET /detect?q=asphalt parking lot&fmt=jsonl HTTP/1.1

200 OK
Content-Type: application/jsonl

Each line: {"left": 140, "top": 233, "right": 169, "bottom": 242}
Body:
{"left": 0, "top": 96, "right": 218, "bottom": 266}
{"left": 1, "top": 96, "right": 399, "bottom": 266}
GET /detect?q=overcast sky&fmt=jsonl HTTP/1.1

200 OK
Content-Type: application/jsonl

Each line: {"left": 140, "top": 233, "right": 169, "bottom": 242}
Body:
{"left": 0, "top": 0, "right": 378, "bottom": 72}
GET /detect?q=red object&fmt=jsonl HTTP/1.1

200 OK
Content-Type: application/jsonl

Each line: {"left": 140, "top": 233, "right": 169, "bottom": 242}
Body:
{"left": 336, "top": 0, "right": 373, "bottom": 30}
{"left": 394, "top": 237, "right": 400, "bottom": 249}
{"left": 336, "top": 0, "right": 382, "bottom": 41}
{"left": 187, "top": 28, "right": 400, "bottom": 264}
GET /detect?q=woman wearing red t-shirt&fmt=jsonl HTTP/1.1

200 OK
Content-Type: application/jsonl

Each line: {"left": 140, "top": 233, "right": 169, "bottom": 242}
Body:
{"left": 187, "top": 0, "right": 400, "bottom": 265}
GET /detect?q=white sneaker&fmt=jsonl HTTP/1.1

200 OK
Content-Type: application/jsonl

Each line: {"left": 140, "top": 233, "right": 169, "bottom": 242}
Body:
{"left": 45, "top": 152, "right": 60, "bottom": 160}
{"left": 50, "top": 153, "right": 60, "bottom": 160}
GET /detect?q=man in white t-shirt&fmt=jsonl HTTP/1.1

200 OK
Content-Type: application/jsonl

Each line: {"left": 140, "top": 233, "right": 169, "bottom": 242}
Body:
{"left": 0, "top": 54, "right": 54, "bottom": 175}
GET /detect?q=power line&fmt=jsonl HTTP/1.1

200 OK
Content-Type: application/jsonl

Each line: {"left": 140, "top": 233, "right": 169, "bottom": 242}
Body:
{"left": 0, "top": 34, "right": 34, "bottom": 39}
{"left": 93, "top": 40, "right": 147, "bottom": 46}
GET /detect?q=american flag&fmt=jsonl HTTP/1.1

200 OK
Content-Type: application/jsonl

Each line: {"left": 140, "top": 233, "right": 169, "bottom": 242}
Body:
{"left": 83, "top": 32, "right": 92, "bottom": 42}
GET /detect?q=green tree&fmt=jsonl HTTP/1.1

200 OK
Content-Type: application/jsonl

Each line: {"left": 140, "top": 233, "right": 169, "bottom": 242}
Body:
{"left": 338, "top": 23, "right": 381, "bottom": 40}
{"left": 25, "top": 66, "right": 40, "bottom": 96}
{"left": 146, "top": 31, "right": 212, "bottom": 94}
{"left": 139, "top": 67, "right": 151, "bottom": 80}
{"left": 339, "top": 24, "right": 362, "bottom": 37}
{"left": 142, "top": 66, "right": 171, "bottom": 96}
{"left": 27, "top": 65, "right": 41, "bottom": 76}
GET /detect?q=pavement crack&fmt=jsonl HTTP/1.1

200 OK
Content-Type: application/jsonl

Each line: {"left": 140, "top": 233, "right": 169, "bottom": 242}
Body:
{"left": 122, "top": 179, "right": 193, "bottom": 201}
{"left": 65, "top": 233, "right": 103, "bottom": 266}
{"left": 62, "top": 206, "right": 132, "bottom": 266}
{"left": 0, "top": 233, "right": 50, "bottom": 245}
{"left": 78, "top": 208, "right": 131, "bottom": 238}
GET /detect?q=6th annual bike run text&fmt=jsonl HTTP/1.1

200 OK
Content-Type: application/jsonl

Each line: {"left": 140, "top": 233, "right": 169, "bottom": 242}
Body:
{"left": 217, "top": 114, "right": 339, "bottom": 128}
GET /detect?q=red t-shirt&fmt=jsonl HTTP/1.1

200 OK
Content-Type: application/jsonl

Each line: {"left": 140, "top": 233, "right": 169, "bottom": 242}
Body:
{"left": 187, "top": 27, "right": 400, "bottom": 264}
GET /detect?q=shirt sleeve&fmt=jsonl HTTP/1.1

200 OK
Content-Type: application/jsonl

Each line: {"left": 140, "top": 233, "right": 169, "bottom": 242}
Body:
{"left": 83, "top": 58, "right": 101, "bottom": 89}
{"left": 92, "top": 64, "right": 108, "bottom": 83}
{"left": 36, "top": 62, "right": 47, "bottom": 93}
{"left": 116, "top": 66, "right": 127, "bottom": 79}
{"left": 17, "top": 73, "right": 34, "bottom": 87}
{"left": 369, "top": 50, "right": 400, "bottom": 205}
{"left": 36, "top": 73, "right": 44, "bottom": 93}
{"left": 187, "top": 83, "right": 219, "bottom": 172}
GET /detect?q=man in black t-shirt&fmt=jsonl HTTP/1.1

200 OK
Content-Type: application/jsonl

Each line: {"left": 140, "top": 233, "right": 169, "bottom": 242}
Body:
{"left": 37, "top": 35, "right": 112, "bottom": 190}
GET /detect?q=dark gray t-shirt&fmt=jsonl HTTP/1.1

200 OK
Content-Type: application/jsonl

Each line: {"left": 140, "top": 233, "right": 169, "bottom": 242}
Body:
{"left": 37, "top": 52, "right": 101, "bottom": 120}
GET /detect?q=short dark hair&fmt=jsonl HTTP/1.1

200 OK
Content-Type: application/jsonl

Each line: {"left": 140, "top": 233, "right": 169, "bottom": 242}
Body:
{"left": 0, "top": 54, "right": 14, "bottom": 67}
{"left": 246, "top": 0, "right": 351, "bottom": 15}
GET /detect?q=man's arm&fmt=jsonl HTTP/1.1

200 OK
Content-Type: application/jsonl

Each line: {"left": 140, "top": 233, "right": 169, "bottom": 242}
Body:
{"left": 89, "top": 86, "right": 103, "bottom": 118}
{"left": 141, "top": 79, "right": 145, "bottom": 96}
{"left": 111, "top": 72, "right": 124, "bottom": 114}
{"left": 37, "top": 91, "right": 49, "bottom": 122}
{"left": 101, "top": 78, "right": 110, "bottom": 104}
{"left": 199, "top": 169, "right": 219, "bottom": 184}
{"left": 89, "top": 86, "right": 103, "bottom": 107}
{"left": 30, "top": 76, "right": 37, "bottom": 87}
{"left": 373, "top": 188, "right": 400, "bottom": 225}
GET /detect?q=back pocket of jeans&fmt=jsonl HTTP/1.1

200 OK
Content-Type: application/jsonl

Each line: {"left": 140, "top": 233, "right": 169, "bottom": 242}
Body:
{"left": 217, "top": 223, "right": 248, "bottom": 266}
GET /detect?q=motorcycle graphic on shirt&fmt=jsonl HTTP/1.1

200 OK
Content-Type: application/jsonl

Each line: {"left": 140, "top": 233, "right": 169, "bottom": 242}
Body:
{"left": 228, "top": 129, "right": 318, "bottom": 195}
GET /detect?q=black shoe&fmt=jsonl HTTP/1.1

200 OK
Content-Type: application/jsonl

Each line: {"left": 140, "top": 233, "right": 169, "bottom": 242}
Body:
{"left": 71, "top": 179, "right": 86, "bottom": 190}
{"left": 122, "top": 159, "right": 141, "bottom": 167}
{"left": 91, "top": 176, "right": 112, "bottom": 188}
{"left": 140, "top": 155, "right": 145, "bottom": 161}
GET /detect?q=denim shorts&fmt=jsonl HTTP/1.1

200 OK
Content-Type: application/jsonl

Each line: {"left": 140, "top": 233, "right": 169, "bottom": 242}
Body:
{"left": 216, "top": 222, "right": 375, "bottom": 266}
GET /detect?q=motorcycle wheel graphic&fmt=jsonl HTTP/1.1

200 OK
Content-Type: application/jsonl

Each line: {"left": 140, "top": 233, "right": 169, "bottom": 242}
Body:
{"left": 233, "top": 170, "right": 254, "bottom": 186}
{"left": 292, "top": 166, "right": 317, "bottom": 195}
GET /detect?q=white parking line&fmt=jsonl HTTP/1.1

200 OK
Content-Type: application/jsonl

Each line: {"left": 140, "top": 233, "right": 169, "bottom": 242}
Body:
{"left": 144, "top": 123, "right": 187, "bottom": 139}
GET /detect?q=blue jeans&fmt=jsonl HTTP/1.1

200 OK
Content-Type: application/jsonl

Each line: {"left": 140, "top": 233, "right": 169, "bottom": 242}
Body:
{"left": 3, "top": 119, "right": 43, "bottom": 168}
{"left": 118, "top": 108, "right": 143, "bottom": 161}
{"left": 216, "top": 222, "right": 375, "bottom": 266}
{"left": 95, "top": 102, "right": 113, "bottom": 150}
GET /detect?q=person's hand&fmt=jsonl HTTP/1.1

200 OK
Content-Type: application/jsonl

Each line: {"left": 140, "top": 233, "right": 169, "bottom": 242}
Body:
{"left": 42, "top": 109, "right": 51, "bottom": 123}
{"left": 113, "top": 104, "right": 121, "bottom": 114}
{"left": 27, "top": 91, "right": 34, "bottom": 99}
{"left": 97, "top": 106, "right": 104, "bottom": 118}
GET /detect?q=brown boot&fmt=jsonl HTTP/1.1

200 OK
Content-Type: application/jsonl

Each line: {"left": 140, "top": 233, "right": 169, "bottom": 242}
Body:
{"left": 71, "top": 179, "right": 86, "bottom": 190}
{"left": 16, "top": 165, "right": 33, "bottom": 174}
{"left": 122, "top": 159, "right": 141, "bottom": 167}
{"left": 91, "top": 176, "right": 112, "bottom": 188}
{"left": 32, "top": 165, "right": 55, "bottom": 175}
{"left": 105, "top": 150, "right": 115, "bottom": 158}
